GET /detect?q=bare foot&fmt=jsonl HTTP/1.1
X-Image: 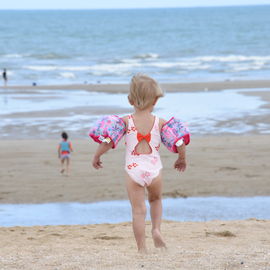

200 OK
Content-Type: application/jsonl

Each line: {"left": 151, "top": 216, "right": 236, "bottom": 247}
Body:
{"left": 138, "top": 247, "right": 148, "bottom": 254}
{"left": 152, "top": 229, "right": 166, "bottom": 249}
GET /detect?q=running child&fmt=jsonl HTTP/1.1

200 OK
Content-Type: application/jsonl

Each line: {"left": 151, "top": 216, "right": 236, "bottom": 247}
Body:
{"left": 58, "top": 132, "right": 73, "bottom": 176}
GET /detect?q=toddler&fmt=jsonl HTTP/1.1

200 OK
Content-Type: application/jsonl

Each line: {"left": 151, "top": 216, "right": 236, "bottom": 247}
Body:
{"left": 58, "top": 132, "right": 73, "bottom": 175}
{"left": 90, "top": 74, "right": 190, "bottom": 252}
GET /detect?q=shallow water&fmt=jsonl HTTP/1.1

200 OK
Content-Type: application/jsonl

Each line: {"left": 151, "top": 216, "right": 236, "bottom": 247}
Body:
{"left": 0, "top": 197, "right": 269, "bottom": 227}
{"left": 0, "top": 88, "right": 269, "bottom": 138}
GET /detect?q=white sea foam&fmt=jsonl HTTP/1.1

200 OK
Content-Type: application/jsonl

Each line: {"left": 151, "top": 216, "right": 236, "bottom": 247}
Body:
{"left": 88, "top": 62, "right": 142, "bottom": 74}
{"left": 120, "top": 58, "right": 141, "bottom": 64}
{"left": 148, "top": 62, "right": 211, "bottom": 70}
{"left": 147, "top": 62, "right": 180, "bottom": 68}
{"left": 22, "top": 54, "right": 270, "bottom": 78}
{"left": 24, "top": 64, "right": 141, "bottom": 73}
{"left": 228, "top": 62, "right": 267, "bottom": 72}
{"left": 59, "top": 72, "right": 76, "bottom": 79}
{"left": 2, "top": 54, "right": 23, "bottom": 58}
{"left": 24, "top": 65, "right": 58, "bottom": 71}
{"left": 193, "top": 55, "right": 270, "bottom": 62}
{"left": 63, "top": 66, "right": 93, "bottom": 71}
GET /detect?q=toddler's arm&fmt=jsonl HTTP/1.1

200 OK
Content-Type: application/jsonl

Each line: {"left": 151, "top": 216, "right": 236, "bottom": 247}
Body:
{"left": 57, "top": 145, "right": 61, "bottom": 159}
{"left": 174, "top": 143, "right": 186, "bottom": 172}
{"left": 92, "top": 141, "right": 113, "bottom": 169}
{"left": 69, "top": 142, "right": 73, "bottom": 152}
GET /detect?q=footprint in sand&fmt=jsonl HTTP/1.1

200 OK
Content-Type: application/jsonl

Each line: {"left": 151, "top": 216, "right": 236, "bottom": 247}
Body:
{"left": 219, "top": 166, "right": 239, "bottom": 171}
{"left": 93, "top": 235, "right": 123, "bottom": 240}
{"left": 1, "top": 191, "right": 12, "bottom": 195}
{"left": 206, "top": 230, "right": 236, "bottom": 237}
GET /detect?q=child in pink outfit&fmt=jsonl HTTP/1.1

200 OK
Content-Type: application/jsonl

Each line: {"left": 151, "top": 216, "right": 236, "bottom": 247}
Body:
{"left": 90, "top": 74, "right": 189, "bottom": 253}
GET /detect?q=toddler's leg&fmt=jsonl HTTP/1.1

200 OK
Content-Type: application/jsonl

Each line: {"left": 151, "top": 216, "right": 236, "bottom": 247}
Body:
{"left": 66, "top": 157, "right": 70, "bottom": 176}
{"left": 126, "top": 175, "right": 147, "bottom": 253}
{"left": 60, "top": 158, "right": 65, "bottom": 174}
{"left": 147, "top": 174, "right": 166, "bottom": 248}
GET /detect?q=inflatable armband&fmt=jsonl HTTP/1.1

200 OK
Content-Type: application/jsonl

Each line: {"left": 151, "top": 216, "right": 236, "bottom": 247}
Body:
{"left": 161, "top": 117, "right": 190, "bottom": 153}
{"left": 89, "top": 115, "right": 126, "bottom": 148}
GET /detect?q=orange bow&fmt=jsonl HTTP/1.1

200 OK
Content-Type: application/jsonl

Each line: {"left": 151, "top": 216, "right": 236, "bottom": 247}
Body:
{"left": 137, "top": 132, "right": 151, "bottom": 143}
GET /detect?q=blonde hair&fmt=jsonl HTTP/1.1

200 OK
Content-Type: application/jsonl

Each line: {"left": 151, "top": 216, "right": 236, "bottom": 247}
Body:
{"left": 128, "top": 74, "right": 164, "bottom": 110}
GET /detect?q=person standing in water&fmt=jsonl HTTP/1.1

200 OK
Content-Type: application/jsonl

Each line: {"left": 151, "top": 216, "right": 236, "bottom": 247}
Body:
{"left": 58, "top": 132, "right": 73, "bottom": 176}
{"left": 2, "top": 69, "right": 7, "bottom": 86}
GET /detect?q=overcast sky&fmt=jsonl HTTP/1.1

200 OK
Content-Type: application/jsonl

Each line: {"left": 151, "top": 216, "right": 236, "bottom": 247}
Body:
{"left": 0, "top": 0, "right": 269, "bottom": 9}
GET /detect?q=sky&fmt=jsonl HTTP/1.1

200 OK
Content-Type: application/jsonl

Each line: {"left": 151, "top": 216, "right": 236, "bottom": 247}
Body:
{"left": 0, "top": 0, "right": 269, "bottom": 9}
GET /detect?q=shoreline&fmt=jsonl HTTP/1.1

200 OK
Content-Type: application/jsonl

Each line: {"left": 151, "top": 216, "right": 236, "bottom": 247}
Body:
{"left": 1, "top": 79, "right": 270, "bottom": 93}
{"left": 1, "top": 84, "right": 270, "bottom": 139}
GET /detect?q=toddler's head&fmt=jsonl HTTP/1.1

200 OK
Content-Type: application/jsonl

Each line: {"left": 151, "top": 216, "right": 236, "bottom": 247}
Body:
{"left": 61, "top": 132, "right": 68, "bottom": 140}
{"left": 128, "top": 74, "right": 163, "bottom": 110}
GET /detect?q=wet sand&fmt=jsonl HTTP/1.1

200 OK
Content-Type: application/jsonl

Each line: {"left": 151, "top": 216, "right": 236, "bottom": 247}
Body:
{"left": 0, "top": 135, "right": 269, "bottom": 204}
{"left": 1, "top": 79, "right": 270, "bottom": 93}
{"left": 1, "top": 83, "right": 270, "bottom": 139}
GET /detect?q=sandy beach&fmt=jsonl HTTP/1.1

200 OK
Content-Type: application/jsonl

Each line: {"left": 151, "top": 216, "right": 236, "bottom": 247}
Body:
{"left": 1, "top": 80, "right": 270, "bottom": 269}
{"left": 0, "top": 135, "right": 269, "bottom": 204}
{"left": 0, "top": 219, "right": 269, "bottom": 269}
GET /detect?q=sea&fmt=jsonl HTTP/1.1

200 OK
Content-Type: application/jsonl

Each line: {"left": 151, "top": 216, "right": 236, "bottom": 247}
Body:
{"left": 0, "top": 5, "right": 270, "bottom": 85}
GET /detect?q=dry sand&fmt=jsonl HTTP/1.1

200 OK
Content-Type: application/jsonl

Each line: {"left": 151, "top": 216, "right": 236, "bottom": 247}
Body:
{"left": 0, "top": 135, "right": 269, "bottom": 204}
{"left": 0, "top": 219, "right": 269, "bottom": 269}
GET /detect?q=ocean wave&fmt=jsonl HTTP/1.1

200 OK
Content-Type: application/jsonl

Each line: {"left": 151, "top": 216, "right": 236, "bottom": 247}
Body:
{"left": 2, "top": 54, "right": 23, "bottom": 58}
{"left": 88, "top": 62, "right": 142, "bottom": 73}
{"left": 119, "top": 58, "right": 141, "bottom": 64}
{"left": 24, "top": 63, "right": 142, "bottom": 74}
{"left": 22, "top": 54, "right": 270, "bottom": 77}
{"left": 29, "top": 53, "right": 71, "bottom": 60}
{"left": 193, "top": 55, "right": 270, "bottom": 63}
{"left": 24, "top": 66, "right": 58, "bottom": 71}
{"left": 24, "top": 65, "right": 92, "bottom": 71}
{"left": 59, "top": 72, "right": 76, "bottom": 79}
{"left": 133, "top": 53, "right": 159, "bottom": 59}
{"left": 228, "top": 62, "right": 267, "bottom": 72}
{"left": 62, "top": 66, "right": 92, "bottom": 71}
{"left": 147, "top": 62, "right": 210, "bottom": 70}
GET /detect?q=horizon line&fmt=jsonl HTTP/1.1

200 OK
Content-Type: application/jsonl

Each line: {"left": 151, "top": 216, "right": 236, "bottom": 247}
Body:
{"left": 0, "top": 4, "right": 270, "bottom": 11}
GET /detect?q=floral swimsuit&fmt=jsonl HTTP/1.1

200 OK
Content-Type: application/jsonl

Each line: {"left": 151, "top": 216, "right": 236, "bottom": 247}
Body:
{"left": 125, "top": 115, "right": 162, "bottom": 186}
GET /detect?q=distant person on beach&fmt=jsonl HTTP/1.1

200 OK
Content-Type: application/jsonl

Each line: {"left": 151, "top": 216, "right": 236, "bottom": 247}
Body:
{"left": 58, "top": 132, "right": 73, "bottom": 176}
{"left": 2, "top": 69, "right": 7, "bottom": 86}
{"left": 89, "top": 74, "right": 190, "bottom": 252}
